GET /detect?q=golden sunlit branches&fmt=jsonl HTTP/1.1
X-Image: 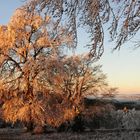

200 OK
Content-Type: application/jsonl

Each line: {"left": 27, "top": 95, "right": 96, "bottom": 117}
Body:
{"left": 0, "top": 3, "right": 117, "bottom": 130}
{"left": 0, "top": 6, "right": 74, "bottom": 129}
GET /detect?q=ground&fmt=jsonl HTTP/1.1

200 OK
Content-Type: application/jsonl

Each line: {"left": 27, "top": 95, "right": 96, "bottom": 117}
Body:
{"left": 0, "top": 128, "right": 140, "bottom": 140}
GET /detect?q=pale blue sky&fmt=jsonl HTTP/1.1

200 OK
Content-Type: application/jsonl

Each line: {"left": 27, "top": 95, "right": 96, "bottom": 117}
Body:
{"left": 0, "top": 0, "right": 140, "bottom": 94}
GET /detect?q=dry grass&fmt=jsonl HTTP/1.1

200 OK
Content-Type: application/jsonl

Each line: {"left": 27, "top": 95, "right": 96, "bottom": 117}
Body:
{"left": 0, "top": 128, "right": 140, "bottom": 140}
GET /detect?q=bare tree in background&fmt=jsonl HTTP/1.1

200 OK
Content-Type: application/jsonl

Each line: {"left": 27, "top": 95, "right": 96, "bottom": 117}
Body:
{"left": 24, "top": 0, "right": 140, "bottom": 59}
{"left": 34, "top": 54, "right": 117, "bottom": 127}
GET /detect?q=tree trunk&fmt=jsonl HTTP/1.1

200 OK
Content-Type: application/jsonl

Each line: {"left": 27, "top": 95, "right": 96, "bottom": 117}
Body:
{"left": 32, "top": 125, "right": 44, "bottom": 134}
{"left": 25, "top": 121, "right": 34, "bottom": 132}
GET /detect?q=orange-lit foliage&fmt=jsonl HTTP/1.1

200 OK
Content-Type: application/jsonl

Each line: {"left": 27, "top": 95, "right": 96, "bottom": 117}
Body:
{"left": 0, "top": 6, "right": 116, "bottom": 130}
{"left": 0, "top": 7, "right": 72, "bottom": 127}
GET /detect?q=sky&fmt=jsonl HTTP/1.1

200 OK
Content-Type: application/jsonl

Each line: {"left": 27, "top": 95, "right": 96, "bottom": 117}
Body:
{"left": 0, "top": 0, "right": 140, "bottom": 95}
{"left": 100, "top": 37, "right": 140, "bottom": 95}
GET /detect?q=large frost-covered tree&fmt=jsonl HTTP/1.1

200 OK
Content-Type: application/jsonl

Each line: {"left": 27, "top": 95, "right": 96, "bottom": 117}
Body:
{"left": 0, "top": 7, "right": 72, "bottom": 130}
{"left": 0, "top": 6, "right": 116, "bottom": 132}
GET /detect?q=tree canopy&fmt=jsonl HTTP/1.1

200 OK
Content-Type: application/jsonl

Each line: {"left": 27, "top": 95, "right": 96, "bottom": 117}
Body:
{"left": 0, "top": 6, "right": 116, "bottom": 129}
{"left": 0, "top": 7, "right": 73, "bottom": 127}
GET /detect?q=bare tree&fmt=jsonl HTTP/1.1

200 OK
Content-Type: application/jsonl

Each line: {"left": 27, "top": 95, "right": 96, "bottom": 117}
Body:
{"left": 25, "top": 0, "right": 140, "bottom": 59}
{"left": 40, "top": 54, "right": 117, "bottom": 127}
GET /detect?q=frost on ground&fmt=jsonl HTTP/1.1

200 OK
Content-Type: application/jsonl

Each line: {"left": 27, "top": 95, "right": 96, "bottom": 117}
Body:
{"left": 0, "top": 109, "right": 140, "bottom": 140}
{"left": 0, "top": 128, "right": 140, "bottom": 140}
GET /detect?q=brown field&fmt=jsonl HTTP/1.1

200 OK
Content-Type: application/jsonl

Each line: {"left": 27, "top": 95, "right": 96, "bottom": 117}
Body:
{"left": 0, "top": 128, "right": 140, "bottom": 140}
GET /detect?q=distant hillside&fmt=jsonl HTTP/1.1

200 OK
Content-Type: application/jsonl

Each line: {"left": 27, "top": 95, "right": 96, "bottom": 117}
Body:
{"left": 115, "top": 93, "right": 140, "bottom": 102}
{"left": 84, "top": 94, "right": 140, "bottom": 110}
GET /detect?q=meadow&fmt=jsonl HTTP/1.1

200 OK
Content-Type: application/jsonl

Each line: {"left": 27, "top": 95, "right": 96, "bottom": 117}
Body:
{"left": 0, "top": 105, "right": 140, "bottom": 140}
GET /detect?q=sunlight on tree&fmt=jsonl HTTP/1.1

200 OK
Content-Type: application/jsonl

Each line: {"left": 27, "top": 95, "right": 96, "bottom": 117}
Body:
{"left": 0, "top": 2, "right": 118, "bottom": 133}
{"left": 0, "top": 7, "right": 73, "bottom": 130}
